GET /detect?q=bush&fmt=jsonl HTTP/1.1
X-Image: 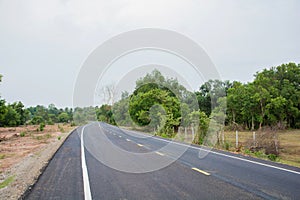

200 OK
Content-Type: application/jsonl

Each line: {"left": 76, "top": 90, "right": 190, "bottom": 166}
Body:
{"left": 246, "top": 129, "right": 280, "bottom": 156}
{"left": 47, "top": 119, "right": 54, "bottom": 125}
{"left": 268, "top": 154, "right": 278, "bottom": 161}
{"left": 224, "top": 142, "right": 231, "bottom": 150}
{"left": 254, "top": 150, "right": 264, "bottom": 158}
{"left": 39, "top": 123, "right": 45, "bottom": 131}
{"left": 244, "top": 149, "right": 251, "bottom": 154}
{"left": 20, "top": 131, "right": 26, "bottom": 137}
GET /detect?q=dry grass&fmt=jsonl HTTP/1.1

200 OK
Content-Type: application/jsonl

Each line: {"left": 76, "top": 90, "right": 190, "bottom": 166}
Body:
{"left": 0, "top": 124, "right": 74, "bottom": 173}
{"left": 223, "top": 130, "right": 300, "bottom": 168}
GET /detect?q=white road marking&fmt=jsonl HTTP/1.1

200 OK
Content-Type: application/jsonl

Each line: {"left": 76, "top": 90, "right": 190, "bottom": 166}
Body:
{"left": 125, "top": 128, "right": 300, "bottom": 175}
{"left": 119, "top": 135, "right": 122, "bottom": 138}
{"left": 98, "top": 122, "right": 300, "bottom": 175}
{"left": 126, "top": 139, "right": 131, "bottom": 142}
{"left": 192, "top": 167, "right": 210, "bottom": 176}
{"left": 155, "top": 151, "right": 165, "bottom": 156}
{"left": 81, "top": 125, "right": 92, "bottom": 200}
{"left": 137, "top": 143, "right": 143, "bottom": 147}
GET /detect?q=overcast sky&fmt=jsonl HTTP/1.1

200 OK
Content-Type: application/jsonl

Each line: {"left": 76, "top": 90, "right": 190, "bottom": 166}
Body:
{"left": 0, "top": 0, "right": 299, "bottom": 108}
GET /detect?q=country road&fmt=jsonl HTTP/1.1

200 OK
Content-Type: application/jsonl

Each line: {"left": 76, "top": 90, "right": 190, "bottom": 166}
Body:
{"left": 25, "top": 122, "right": 300, "bottom": 200}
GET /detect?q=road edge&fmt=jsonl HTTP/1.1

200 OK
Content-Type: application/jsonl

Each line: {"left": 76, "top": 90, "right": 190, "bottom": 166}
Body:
{"left": 18, "top": 128, "right": 78, "bottom": 200}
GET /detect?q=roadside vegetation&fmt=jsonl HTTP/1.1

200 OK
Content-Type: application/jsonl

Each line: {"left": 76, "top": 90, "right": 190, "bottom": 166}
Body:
{"left": 97, "top": 63, "right": 300, "bottom": 167}
{"left": 1, "top": 62, "right": 300, "bottom": 167}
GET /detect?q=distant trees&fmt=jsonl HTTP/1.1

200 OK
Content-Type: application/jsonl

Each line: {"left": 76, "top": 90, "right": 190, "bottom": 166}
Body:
{"left": 1, "top": 62, "right": 299, "bottom": 132}
{"left": 0, "top": 75, "right": 75, "bottom": 127}
{"left": 226, "top": 63, "right": 300, "bottom": 129}
{"left": 98, "top": 63, "right": 300, "bottom": 143}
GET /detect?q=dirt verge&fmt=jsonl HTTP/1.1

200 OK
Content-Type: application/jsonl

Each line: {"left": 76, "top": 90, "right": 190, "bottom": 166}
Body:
{"left": 0, "top": 124, "right": 76, "bottom": 200}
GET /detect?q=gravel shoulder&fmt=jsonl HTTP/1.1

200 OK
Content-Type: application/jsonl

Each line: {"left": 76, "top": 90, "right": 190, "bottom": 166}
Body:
{"left": 0, "top": 125, "right": 76, "bottom": 200}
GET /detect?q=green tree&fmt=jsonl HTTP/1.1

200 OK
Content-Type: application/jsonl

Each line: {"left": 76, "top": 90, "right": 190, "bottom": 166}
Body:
{"left": 3, "top": 105, "right": 20, "bottom": 127}
{"left": 195, "top": 80, "right": 231, "bottom": 116}
{"left": 96, "top": 105, "right": 114, "bottom": 124}
{"left": 58, "top": 112, "right": 69, "bottom": 123}
{"left": 129, "top": 87, "right": 181, "bottom": 137}
{"left": 112, "top": 93, "right": 132, "bottom": 126}
{"left": 0, "top": 99, "right": 7, "bottom": 127}
{"left": 11, "top": 101, "right": 29, "bottom": 125}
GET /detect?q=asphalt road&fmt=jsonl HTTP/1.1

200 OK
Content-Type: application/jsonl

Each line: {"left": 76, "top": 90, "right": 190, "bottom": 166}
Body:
{"left": 25, "top": 122, "right": 300, "bottom": 200}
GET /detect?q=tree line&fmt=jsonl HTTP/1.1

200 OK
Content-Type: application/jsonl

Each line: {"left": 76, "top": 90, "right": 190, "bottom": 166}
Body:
{"left": 0, "top": 75, "right": 75, "bottom": 127}
{"left": 1, "top": 62, "right": 299, "bottom": 136}
{"left": 98, "top": 63, "right": 300, "bottom": 144}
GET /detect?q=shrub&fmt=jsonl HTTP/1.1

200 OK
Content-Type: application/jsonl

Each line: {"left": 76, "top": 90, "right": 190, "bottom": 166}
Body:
{"left": 244, "top": 149, "right": 251, "bottom": 154}
{"left": 39, "top": 123, "right": 45, "bottom": 131}
{"left": 268, "top": 154, "right": 278, "bottom": 161}
{"left": 20, "top": 131, "right": 26, "bottom": 137}
{"left": 224, "top": 142, "right": 231, "bottom": 150}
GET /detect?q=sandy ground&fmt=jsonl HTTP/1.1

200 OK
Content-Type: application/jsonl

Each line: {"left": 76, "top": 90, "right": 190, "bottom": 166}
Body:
{"left": 0, "top": 124, "right": 76, "bottom": 200}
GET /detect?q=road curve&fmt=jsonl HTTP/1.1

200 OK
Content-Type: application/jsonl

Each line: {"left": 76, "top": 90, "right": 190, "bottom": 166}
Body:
{"left": 25, "top": 122, "right": 300, "bottom": 200}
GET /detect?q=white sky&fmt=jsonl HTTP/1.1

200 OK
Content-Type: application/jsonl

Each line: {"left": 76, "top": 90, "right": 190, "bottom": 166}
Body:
{"left": 0, "top": 0, "right": 300, "bottom": 107}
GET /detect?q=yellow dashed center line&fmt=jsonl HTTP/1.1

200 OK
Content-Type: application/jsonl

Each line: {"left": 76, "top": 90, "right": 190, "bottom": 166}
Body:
{"left": 192, "top": 167, "right": 210, "bottom": 176}
{"left": 137, "top": 143, "right": 143, "bottom": 147}
{"left": 155, "top": 151, "right": 165, "bottom": 156}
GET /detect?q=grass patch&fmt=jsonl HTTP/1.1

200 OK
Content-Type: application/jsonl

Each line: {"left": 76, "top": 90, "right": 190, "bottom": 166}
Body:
{"left": 34, "top": 133, "right": 52, "bottom": 141}
{"left": 57, "top": 136, "right": 61, "bottom": 140}
{"left": 0, "top": 154, "right": 5, "bottom": 159}
{"left": 45, "top": 133, "right": 52, "bottom": 139}
{"left": 58, "top": 125, "right": 65, "bottom": 133}
{"left": 0, "top": 176, "right": 15, "bottom": 189}
{"left": 20, "top": 131, "right": 26, "bottom": 137}
{"left": 223, "top": 130, "right": 300, "bottom": 167}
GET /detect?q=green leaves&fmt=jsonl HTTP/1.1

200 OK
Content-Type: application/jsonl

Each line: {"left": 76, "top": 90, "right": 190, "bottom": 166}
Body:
{"left": 226, "top": 62, "right": 300, "bottom": 129}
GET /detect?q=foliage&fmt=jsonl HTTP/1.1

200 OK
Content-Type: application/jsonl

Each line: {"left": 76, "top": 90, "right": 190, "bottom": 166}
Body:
{"left": 226, "top": 63, "right": 300, "bottom": 130}
{"left": 39, "top": 122, "right": 45, "bottom": 131}
{"left": 268, "top": 154, "right": 278, "bottom": 161}
{"left": 96, "top": 104, "right": 115, "bottom": 125}
{"left": 129, "top": 72, "right": 183, "bottom": 137}
{"left": 58, "top": 112, "right": 69, "bottom": 123}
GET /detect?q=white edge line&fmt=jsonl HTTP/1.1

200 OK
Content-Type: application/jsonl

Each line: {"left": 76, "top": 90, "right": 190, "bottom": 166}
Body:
{"left": 81, "top": 125, "right": 92, "bottom": 200}
{"left": 126, "top": 128, "right": 300, "bottom": 175}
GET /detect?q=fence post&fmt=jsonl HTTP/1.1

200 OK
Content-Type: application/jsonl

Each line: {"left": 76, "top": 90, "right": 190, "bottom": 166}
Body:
{"left": 191, "top": 126, "right": 194, "bottom": 137}
{"left": 253, "top": 132, "right": 256, "bottom": 146}
{"left": 236, "top": 130, "right": 238, "bottom": 148}
{"left": 222, "top": 131, "right": 225, "bottom": 144}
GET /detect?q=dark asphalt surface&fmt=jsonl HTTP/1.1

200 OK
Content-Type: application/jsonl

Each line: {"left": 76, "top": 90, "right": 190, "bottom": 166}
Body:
{"left": 25, "top": 129, "right": 84, "bottom": 200}
{"left": 25, "top": 122, "right": 300, "bottom": 200}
